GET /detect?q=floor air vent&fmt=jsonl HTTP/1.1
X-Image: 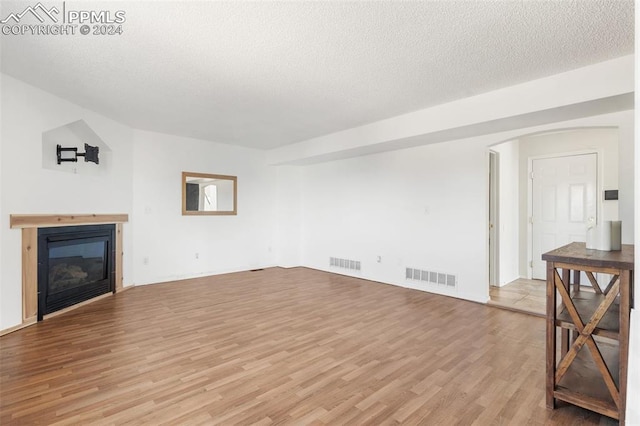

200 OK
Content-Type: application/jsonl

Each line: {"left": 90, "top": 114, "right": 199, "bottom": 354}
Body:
{"left": 330, "top": 257, "right": 361, "bottom": 272}
{"left": 405, "top": 267, "right": 456, "bottom": 288}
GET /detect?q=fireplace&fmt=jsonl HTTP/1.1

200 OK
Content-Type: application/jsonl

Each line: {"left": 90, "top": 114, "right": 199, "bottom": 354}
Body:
{"left": 37, "top": 224, "right": 115, "bottom": 320}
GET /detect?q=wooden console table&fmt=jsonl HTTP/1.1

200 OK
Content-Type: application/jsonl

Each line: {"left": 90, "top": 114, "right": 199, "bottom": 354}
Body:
{"left": 542, "top": 242, "right": 634, "bottom": 424}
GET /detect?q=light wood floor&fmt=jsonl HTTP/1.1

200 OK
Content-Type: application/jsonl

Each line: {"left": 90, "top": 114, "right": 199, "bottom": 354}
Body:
{"left": 488, "top": 278, "right": 547, "bottom": 317}
{"left": 1, "top": 268, "right": 614, "bottom": 425}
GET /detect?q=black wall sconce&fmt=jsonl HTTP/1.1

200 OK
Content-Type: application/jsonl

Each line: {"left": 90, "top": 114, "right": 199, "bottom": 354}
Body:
{"left": 57, "top": 143, "right": 99, "bottom": 165}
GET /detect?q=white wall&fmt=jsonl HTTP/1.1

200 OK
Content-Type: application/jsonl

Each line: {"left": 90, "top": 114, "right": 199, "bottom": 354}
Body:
{"left": 131, "top": 130, "right": 277, "bottom": 285}
{"left": 628, "top": 181, "right": 639, "bottom": 421}
{"left": 0, "top": 83, "right": 3, "bottom": 323}
{"left": 491, "top": 140, "right": 520, "bottom": 286}
{"left": 627, "top": 45, "right": 639, "bottom": 421}
{"left": 0, "top": 74, "right": 134, "bottom": 330}
{"left": 274, "top": 166, "right": 303, "bottom": 268}
{"left": 300, "top": 138, "right": 489, "bottom": 303}
{"left": 629, "top": 309, "right": 640, "bottom": 423}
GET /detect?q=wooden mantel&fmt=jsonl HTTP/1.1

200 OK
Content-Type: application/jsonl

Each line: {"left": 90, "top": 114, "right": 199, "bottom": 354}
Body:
{"left": 9, "top": 214, "right": 129, "bottom": 330}
{"left": 10, "top": 214, "right": 128, "bottom": 229}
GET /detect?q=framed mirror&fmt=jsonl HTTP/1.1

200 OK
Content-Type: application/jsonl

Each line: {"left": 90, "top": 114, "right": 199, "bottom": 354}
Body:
{"left": 182, "top": 172, "right": 237, "bottom": 215}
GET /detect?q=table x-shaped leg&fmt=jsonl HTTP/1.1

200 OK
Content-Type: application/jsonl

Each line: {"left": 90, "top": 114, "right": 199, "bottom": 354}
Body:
{"left": 604, "top": 274, "right": 620, "bottom": 295}
{"left": 585, "top": 272, "right": 621, "bottom": 296}
{"left": 553, "top": 269, "right": 620, "bottom": 407}
{"left": 585, "top": 272, "right": 603, "bottom": 294}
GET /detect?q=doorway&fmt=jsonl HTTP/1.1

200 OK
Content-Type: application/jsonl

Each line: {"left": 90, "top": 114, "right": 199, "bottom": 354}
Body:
{"left": 487, "top": 128, "right": 617, "bottom": 316}
{"left": 489, "top": 151, "right": 598, "bottom": 315}
{"left": 488, "top": 151, "right": 499, "bottom": 287}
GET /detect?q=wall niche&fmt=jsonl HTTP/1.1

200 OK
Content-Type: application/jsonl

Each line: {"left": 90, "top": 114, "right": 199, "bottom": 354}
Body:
{"left": 42, "top": 119, "right": 112, "bottom": 176}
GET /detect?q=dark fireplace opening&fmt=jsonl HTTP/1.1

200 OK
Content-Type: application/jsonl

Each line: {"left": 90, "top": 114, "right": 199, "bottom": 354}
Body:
{"left": 38, "top": 224, "right": 115, "bottom": 320}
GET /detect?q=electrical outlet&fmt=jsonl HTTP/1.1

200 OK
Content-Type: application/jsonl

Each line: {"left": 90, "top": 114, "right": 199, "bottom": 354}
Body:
{"left": 195, "top": 252, "right": 199, "bottom": 259}
{"left": 377, "top": 255, "right": 382, "bottom": 263}
{"left": 143, "top": 257, "right": 149, "bottom": 265}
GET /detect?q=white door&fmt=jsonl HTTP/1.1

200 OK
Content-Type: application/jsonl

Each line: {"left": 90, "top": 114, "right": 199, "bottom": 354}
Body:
{"left": 531, "top": 153, "right": 597, "bottom": 279}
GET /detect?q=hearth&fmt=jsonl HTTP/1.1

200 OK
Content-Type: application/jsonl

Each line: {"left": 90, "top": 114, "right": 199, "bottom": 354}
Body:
{"left": 37, "top": 224, "right": 115, "bottom": 320}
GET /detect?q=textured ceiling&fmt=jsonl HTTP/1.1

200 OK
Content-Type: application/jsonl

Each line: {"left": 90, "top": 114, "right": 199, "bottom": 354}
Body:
{"left": 0, "top": 1, "right": 634, "bottom": 149}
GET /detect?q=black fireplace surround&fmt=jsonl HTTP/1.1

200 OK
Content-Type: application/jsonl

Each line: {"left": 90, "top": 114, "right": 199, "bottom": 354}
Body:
{"left": 37, "top": 224, "right": 115, "bottom": 320}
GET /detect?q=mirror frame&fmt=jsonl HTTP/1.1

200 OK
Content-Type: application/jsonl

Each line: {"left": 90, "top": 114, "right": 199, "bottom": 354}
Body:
{"left": 182, "top": 171, "right": 237, "bottom": 216}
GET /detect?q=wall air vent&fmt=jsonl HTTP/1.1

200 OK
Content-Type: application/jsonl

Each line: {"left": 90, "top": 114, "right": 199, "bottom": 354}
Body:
{"left": 330, "top": 257, "right": 361, "bottom": 272}
{"left": 406, "top": 267, "right": 457, "bottom": 289}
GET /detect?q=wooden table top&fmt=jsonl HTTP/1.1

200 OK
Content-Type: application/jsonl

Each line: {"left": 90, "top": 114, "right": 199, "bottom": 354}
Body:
{"left": 541, "top": 242, "right": 634, "bottom": 270}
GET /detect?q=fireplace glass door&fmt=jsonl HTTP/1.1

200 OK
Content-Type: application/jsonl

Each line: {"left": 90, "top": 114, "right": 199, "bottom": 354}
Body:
{"left": 48, "top": 239, "right": 108, "bottom": 294}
